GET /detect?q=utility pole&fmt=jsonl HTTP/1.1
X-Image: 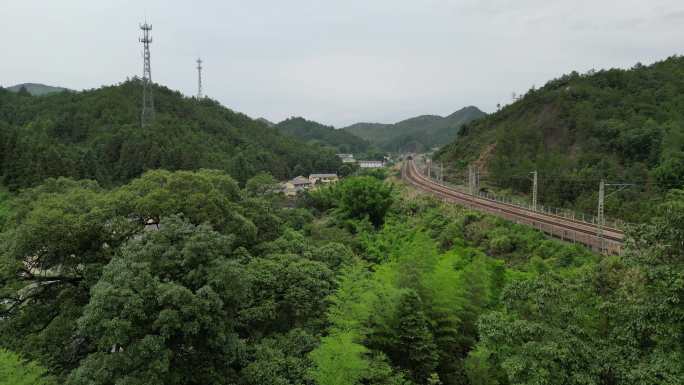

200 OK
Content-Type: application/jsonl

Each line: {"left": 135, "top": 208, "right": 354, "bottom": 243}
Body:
{"left": 139, "top": 21, "right": 155, "bottom": 127}
{"left": 469, "top": 166, "right": 479, "bottom": 196}
{"left": 196, "top": 58, "right": 203, "bottom": 99}
{"left": 530, "top": 171, "right": 538, "bottom": 211}
{"left": 468, "top": 166, "right": 473, "bottom": 195}
{"left": 597, "top": 180, "right": 632, "bottom": 253}
{"left": 440, "top": 162, "right": 444, "bottom": 183}
{"left": 597, "top": 179, "right": 605, "bottom": 252}
{"left": 427, "top": 159, "right": 432, "bottom": 179}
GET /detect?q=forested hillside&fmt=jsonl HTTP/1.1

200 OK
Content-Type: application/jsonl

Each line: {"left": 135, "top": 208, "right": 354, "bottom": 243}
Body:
{"left": 0, "top": 187, "right": 9, "bottom": 230}
{"left": 2, "top": 169, "right": 683, "bottom": 384}
{"left": 435, "top": 56, "right": 684, "bottom": 222}
{"left": 344, "top": 106, "right": 486, "bottom": 152}
{"left": 0, "top": 79, "right": 341, "bottom": 189}
{"left": 275, "top": 117, "right": 374, "bottom": 155}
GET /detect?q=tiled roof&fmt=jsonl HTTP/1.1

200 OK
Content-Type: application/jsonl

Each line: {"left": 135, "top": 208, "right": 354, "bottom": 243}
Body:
{"left": 291, "top": 176, "right": 310, "bottom": 184}
{"left": 310, "top": 173, "right": 338, "bottom": 178}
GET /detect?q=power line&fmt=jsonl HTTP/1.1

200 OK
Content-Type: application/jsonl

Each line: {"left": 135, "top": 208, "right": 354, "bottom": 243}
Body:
{"left": 446, "top": 171, "right": 678, "bottom": 188}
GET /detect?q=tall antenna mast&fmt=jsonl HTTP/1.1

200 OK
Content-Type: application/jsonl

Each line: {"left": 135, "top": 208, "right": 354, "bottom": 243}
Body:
{"left": 139, "top": 21, "right": 155, "bottom": 127}
{"left": 196, "top": 58, "right": 203, "bottom": 99}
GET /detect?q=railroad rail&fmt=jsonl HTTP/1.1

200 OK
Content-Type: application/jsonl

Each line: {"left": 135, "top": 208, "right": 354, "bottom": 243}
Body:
{"left": 402, "top": 159, "right": 624, "bottom": 254}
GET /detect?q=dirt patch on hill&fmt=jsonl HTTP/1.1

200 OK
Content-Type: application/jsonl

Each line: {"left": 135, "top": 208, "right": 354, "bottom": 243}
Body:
{"left": 536, "top": 103, "right": 569, "bottom": 150}
{"left": 473, "top": 143, "right": 496, "bottom": 171}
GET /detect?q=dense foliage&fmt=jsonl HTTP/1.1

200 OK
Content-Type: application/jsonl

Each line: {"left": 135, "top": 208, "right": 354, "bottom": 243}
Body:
{"left": 344, "top": 106, "right": 486, "bottom": 153}
{"left": 69, "top": 217, "right": 249, "bottom": 384}
{"left": 2, "top": 165, "right": 681, "bottom": 384}
{"left": 0, "top": 187, "right": 9, "bottom": 230}
{"left": 309, "top": 190, "right": 684, "bottom": 385}
{"left": 0, "top": 170, "right": 338, "bottom": 384}
{"left": 308, "top": 175, "right": 395, "bottom": 227}
{"left": 0, "top": 349, "right": 53, "bottom": 385}
{"left": 0, "top": 80, "right": 341, "bottom": 189}
{"left": 435, "top": 56, "right": 684, "bottom": 222}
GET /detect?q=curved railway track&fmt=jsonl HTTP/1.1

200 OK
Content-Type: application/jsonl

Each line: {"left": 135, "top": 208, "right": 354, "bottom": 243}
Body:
{"left": 402, "top": 159, "right": 624, "bottom": 254}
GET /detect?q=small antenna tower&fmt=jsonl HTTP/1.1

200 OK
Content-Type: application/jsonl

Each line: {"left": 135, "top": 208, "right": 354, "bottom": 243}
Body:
{"left": 196, "top": 58, "right": 203, "bottom": 99}
{"left": 139, "top": 21, "right": 155, "bottom": 127}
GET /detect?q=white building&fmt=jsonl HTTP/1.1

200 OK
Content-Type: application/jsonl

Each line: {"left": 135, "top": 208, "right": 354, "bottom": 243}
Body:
{"left": 336, "top": 153, "right": 356, "bottom": 163}
{"left": 358, "top": 160, "right": 385, "bottom": 169}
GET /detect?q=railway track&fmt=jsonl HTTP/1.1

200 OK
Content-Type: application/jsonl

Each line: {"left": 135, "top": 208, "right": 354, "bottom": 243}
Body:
{"left": 402, "top": 159, "right": 624, "bottom": 254}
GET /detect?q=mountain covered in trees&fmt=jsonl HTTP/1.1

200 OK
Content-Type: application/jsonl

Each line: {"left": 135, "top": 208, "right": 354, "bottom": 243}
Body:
{"left": 343, "top": 106, "right": 486, "bottom": 152}
{"left": 275, "top": 116, "right": 373, "bottom": 154}
{"left": 435, "top": 56, "right": 684, "bottom": 222}
{"left": 7, "top": 83, "right": 70, "bottom": 96}
{"left": 0, "top": 79, "right": 341, "bottom": 189}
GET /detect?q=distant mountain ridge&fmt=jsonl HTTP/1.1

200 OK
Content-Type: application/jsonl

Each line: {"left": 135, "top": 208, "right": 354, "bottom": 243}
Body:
{"left": 6, "top": 83, "right": 70, "bottom": 96}
{"left": 257, "top": 117, "right": 275, "bottom": 127}
{"left": 275, "top": 117, "right": 372, "bottom": 154}
{"left": 343, "top": 106, "right": 486, "bottom": 152}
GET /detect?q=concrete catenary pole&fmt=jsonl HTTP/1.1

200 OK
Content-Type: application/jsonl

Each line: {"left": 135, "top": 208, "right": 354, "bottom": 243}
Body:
{"left": 530, "top": 171, "right": 538, "bottom": 211}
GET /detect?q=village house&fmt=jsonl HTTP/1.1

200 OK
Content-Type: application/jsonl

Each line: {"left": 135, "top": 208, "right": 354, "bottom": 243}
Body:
{"left": 358, "top": 160, "right": 385, "bottom": 169}
{"left": 309, "top": 173, "right": 339, "bottom": 185}
{"left": 282, "top": 176, "right": 312, "bottom": 196}
{"left": 336, "top": 153, "right": 356, "bottom": 163}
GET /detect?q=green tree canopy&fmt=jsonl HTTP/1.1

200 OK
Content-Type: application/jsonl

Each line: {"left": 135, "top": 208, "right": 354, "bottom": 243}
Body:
{"left": 67, "top": 216, "right": 249, "bottom": 385}
{"left": 306, "top": 176, "right": 395, "bottom": 229}
{"left": 0, "top": 349, "right": 54, "bottom": 385}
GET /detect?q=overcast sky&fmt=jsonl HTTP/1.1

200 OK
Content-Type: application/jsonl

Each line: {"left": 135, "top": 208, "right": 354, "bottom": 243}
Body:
{"left": 2, "top": 0, "right": 684, "bottom": 126}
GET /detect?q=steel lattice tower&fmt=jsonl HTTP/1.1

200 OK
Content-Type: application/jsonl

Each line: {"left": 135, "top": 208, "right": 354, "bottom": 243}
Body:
{"left": 139, "top": 22, "right": 155, "bottom": 127}
{"left": 196, "top": 58, "right": 203, "bottom": 99}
